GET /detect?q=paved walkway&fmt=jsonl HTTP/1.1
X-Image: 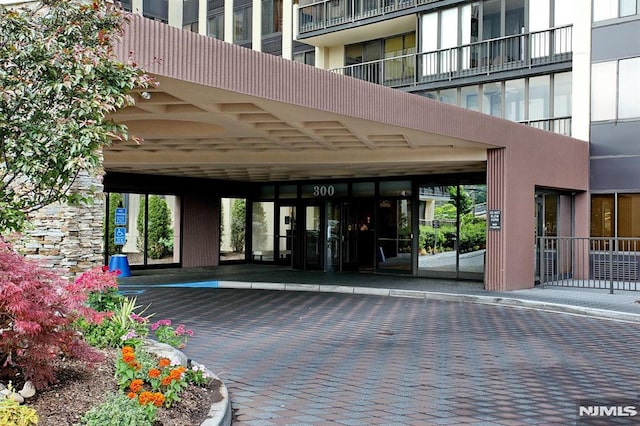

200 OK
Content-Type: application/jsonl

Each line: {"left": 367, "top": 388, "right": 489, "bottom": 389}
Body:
{"left": 118, "top": 268, "right": 640, "bottom": 425}
{"left": 120, "top": 264, "right": 640, "bottom": 323}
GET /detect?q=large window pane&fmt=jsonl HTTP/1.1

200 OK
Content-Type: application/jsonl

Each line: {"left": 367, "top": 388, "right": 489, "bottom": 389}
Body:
{"left": 593, "top": 0, "right": 618, "bottom": 21}
{"left": 145, "top": 195, "right": 179, "bottom": 265}
{"left": 440, "top": 8, "right": 458, "bottom": 72}
{"left": 261, "top": 0, "right": 283, "bottom": 35}
{"left": 482, "top": 82, "right": 503, "bottom": 117}
{"left": 591, "top": 195, "right": 614, "bottom": 237}
{"left": 377, "top": 199, "right": 412, "bottom": 273}
{"left": 553, "top": 72, "right": 572, "bottom": 117}
{"left": 220, "top": 198, "right": 246, "bottom": 261}
{"left": 529, "top": 75, "right": 550, "bottom": 120}
{"left": 618, "top": 57, "right": 640, "bottom": 119}
{"left": 461, "top": 85, "right": 480, "bottom": 111}
{"left": 529, "top": 0, "right": 550, "bottom": 30}
{"left": 591, "top": 61, "right": 617, "bottom": 121}
{"left": 458, "top": 184, "right": 486, "bottom": 276}
{"left": 620, "top": 0, "right": 637, "bottom": 16}
{"left": 208, "top": 12, "right": 224, "bottom": 39}
{"left": 618, "top": 194, "right": 640, "bottom": 238}
{"left": 418, "top": 186, "right": 457, "bottom": 274}
{"left": 505, "top": 79, "right": 525, "bottom": 121}
{"left": 439, "top": 88, "right": 458, "bottom": 106}
{"left": 252, "top": 201, "right": 275, "bottom": 261}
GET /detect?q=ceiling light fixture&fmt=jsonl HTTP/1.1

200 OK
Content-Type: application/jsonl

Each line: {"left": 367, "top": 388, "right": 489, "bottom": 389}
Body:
{"left": 140, "top": 91, "right": 151, "bottom": 100}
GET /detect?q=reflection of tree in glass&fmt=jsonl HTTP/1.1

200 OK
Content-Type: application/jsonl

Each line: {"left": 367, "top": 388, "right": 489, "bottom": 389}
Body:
{"left": 106, "top": 193, "right": 124, "bottom": 255}
{"left": 252, "top": 202, "right": 268, "bottom": 250}
{"left": 231, "top": 199, "right": 246, "bottom": 253}
{"left": 137, "top": 196, "right": 173, "bottom": 259}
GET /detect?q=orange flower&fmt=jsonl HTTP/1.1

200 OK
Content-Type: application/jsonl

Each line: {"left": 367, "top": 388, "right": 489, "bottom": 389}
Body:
{"left": 122, "top": 346, "right": 134, "bottom": 355}
{"left": 161, "top": 376, "right": 172, "bottom": 386}
{"left": 158, "top": 358, "right": 171, "bottom": 368}
{"left": 138, "top": 391, "right": 154, "bottom": 406}
{"left": 153, "top": 392, "right": 165, "bottom": 407}
{"left": 169, "top": 366, "right": 186, "bottom": 380}
{"left": 123, "top": 353, "right": 136, "bottom": 364}
{"left": 129, "top": 379, "right": 144, "bottom": 393}
{"left": 127, "top": 392, "right": 137, "bottom": 399}
{"left": 148, "top": 368, "right": 161, "bottom": 379}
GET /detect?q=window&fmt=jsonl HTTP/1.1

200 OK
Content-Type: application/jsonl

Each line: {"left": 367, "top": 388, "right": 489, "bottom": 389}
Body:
{"left": 618, "top": 57, "right": 640, "bottom": 119}
{"left": 529, "top": 75, "right": 550, "bottom": 120}
{"left": 593, "top": 0, "right": 640, "bottom": 20}
{"left": 183, "top": 0, "right": 199, "bottom": 32}
{"left": 591, "top": 195, "right": 614, "bottom": 237}
{"left": 262, "top": 0, "right": 283, "bottom": 35}
{"left": 618, "top": 194, "right": 640, "bottom": 238}
{"left": 482, "top": 82, "right": 502, "bottom": 117}
{"left": 233, "top": 6, "right": 252, "bottom": 44}
{"left": 505, "top": 78, "right": 525, "bottom": 121}
{"left": 439, "top": 88, "right": 458, "bottom": 105}
{"left": 293, "top": 50, "right": 315, "bottom": 66}
{"left": 553, "top": 72, "right": 572, "bottom": 118}
{"left": 591, "top": 58, "right": 640, "bottom": 121}
{"left": 461, "top": 85, "right": 480, "bottom": 111}
{"left": 208, "top": 11, "right": 224, "bottom": 39}
{"left": 143, "top": 0, "right": 169, "bottom": 23}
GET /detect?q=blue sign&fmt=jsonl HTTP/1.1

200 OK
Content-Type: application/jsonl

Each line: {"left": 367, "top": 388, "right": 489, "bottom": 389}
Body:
{"left": 115, "top": 208, "right": 127, "bottom": 225}
{"left": 114, "top": 227, "right": 126, "bottom": 245}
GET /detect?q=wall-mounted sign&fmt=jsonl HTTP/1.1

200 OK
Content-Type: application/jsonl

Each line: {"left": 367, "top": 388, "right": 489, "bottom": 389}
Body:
{"left": 488, "top": 209, "right": 502, "bottom": 230}
{"left": 301, "top": 183, "right": 347, "bottom": 198}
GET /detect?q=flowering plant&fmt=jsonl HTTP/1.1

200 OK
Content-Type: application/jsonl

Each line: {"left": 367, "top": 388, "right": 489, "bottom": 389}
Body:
{"left": 185, "top": 362, "right": 212, "bottom": 387}
{"left": 150, "top": 319, "right": 194, "bottom": 349}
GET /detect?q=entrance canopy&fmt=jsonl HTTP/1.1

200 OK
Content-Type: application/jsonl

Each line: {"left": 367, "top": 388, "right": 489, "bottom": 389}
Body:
{"left": 110, "top": 16, "right": 590, "bottom": 291}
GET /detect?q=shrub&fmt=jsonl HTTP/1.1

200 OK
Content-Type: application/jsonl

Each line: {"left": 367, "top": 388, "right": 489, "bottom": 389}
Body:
{"left": 0, "top": 397, "right": 38, "bottom": 426}
{"left": 77, "top": 296, "right": 151, "bottom": 348}
{"left": 150, "top": 319, "right": 193, "bottom": 349}
{"left": 81, "top": 392, "right": 154, "bottom": 426}
{"left": 137, "top": 195, "right": 173, "bottom": 259}
{"left": 0, "top": 241, "right": 117, "bottom": 388}
{"left": 231, "top": 199, "right": 246, "bottom": 252}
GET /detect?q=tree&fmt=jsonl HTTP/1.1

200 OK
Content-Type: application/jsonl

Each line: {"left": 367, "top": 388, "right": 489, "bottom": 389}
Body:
{"left": 0, "top": 0, "right": 155, "bottom": 233}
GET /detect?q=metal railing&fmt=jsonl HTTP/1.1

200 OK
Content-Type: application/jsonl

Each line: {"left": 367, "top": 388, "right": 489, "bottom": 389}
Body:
{"left": 519, "top": 117, "right": 572, "bottom": 136}
{"left": 331, "top": 25, "right": 572, "bottom": 88}
{"left": 537, "top": 237, "right": 640, "bottom": 293}
{"left": 299, "top": 0, "right": 441, "bottom": 33}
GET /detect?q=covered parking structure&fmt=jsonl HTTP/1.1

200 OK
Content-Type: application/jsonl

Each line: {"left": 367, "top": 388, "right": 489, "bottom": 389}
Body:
{"left": 106, "top": 16, "right": 589, "bottom": 291}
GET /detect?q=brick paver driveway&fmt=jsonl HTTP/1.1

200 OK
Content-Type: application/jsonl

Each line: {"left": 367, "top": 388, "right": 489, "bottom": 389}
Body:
{"left": 130, "top": 288, "right": 640, "bottom": 425}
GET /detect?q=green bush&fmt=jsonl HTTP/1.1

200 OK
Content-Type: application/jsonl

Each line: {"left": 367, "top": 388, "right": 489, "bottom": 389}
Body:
{"left": 105, "top": 193, "right": 124, "bottom": 256}
{"left": 137, "top": 195, "right": 173, "bottom": 259}
{"left": 81, "top": 392, "right": 154, "bottom": 426}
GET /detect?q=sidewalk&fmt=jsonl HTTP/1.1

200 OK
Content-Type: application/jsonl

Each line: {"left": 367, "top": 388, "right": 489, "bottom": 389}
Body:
{"left": 118, "top": 264, "right": 640, "bottom": 323}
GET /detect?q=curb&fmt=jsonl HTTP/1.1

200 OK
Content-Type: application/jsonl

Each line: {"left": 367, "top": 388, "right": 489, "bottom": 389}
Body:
{"left": 215, "top": 281, "right": 640, "bottom": 323}
{"left": 142, "top": 340, "right": 232, "bottom": 426}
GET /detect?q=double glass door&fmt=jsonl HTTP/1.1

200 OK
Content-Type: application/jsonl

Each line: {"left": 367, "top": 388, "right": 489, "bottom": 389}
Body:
{"left": 296, "top": 201, "right": 375, "bottom": 271}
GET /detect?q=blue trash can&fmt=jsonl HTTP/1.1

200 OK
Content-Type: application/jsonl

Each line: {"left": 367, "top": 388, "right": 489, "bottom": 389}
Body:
{"left": 108, "top": 254, "right": 131, "bottom": 277}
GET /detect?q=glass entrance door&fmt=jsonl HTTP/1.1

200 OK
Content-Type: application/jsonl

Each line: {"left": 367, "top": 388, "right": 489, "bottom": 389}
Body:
{"left": 377, "top": 198, "right": 413, "bottom": 273}
{"left": 304, "top": 205, "right": 322, "bottom": 270}
{"left": 277, "top": 205, "right": 296, "bottom": 267}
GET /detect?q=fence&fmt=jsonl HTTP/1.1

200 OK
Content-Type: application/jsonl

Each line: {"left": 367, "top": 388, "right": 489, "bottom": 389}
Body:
{"left": 537, "top": 237, "right": 640, "bottom": 293}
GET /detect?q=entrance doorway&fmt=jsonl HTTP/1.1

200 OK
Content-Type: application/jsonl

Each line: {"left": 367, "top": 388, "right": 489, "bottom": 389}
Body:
{"left": 300, "top": 200, "right": 375, "bottom": 272}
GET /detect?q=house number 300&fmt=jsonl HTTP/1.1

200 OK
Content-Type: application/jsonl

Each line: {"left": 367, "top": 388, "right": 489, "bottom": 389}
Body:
{"left": 313, "top": 185, "right": 335, "bottom": 197}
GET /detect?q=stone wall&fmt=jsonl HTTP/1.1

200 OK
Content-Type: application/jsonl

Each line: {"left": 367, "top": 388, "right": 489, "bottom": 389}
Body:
{"left": 14, "top": 171, "right": 105, "bottom": 278}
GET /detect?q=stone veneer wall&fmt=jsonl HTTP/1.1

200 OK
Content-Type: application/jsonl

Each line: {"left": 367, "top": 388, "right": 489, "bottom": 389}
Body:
{"left": 14, "top": 171, "right": 106, "bottom": 278}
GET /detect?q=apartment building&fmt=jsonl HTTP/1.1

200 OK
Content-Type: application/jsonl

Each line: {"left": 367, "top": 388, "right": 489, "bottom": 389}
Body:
{"left": 13, "top": 0, "right": 638, "bottom": 289}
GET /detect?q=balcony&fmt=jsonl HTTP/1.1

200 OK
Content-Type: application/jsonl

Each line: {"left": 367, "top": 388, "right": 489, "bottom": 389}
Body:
{"left": 330, "top": 26, "right": 573, "bottom": 88}
{"left": 299, "top": 0, "right": 440, "bottom": 34}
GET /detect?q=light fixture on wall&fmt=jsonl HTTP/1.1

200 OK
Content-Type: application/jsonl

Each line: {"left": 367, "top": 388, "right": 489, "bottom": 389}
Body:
{"left": 140, "top": 91, "right": 152, "bottom": 100}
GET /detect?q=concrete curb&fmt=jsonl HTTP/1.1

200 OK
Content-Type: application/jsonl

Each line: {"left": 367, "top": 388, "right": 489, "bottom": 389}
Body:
{"left": 142, "top": 340, "right": 232, "bottom": 426}
{"left": 215, "top": 281, "right": 640, "bottom": 323}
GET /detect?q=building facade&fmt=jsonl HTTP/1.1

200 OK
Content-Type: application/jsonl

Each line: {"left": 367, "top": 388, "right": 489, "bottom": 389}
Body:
{"left": 9, "top": 0, "right": 637, "bottom": 289}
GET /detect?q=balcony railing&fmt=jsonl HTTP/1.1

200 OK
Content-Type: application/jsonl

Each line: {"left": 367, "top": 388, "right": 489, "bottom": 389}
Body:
{"left": 520, "top": 117, "right": 572, "bottom": 137}
{"left": 330, "top": 26, "right": 572, "bottom": 88}
{"left": 299, "top": 0, "right": 440, "bottom": 33}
